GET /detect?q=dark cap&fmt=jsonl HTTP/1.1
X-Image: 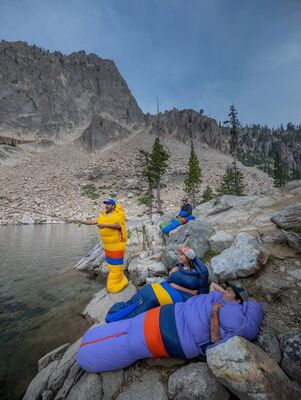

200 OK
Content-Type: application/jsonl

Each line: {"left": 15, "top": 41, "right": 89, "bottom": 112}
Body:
{"left": 103, "top": 199, "right": 116, "bottom": 206}
{"left": 225, "top": 281, "right": 248, "bottom": 303}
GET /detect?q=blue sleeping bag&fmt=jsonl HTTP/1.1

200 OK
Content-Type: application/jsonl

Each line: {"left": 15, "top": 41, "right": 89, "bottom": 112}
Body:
{"left": 105, "top": 257, "right": 209, "bottom": 322}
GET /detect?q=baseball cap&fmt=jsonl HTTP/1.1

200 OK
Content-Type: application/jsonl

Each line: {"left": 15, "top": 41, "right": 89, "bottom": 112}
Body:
{"left": 176, "top": 247, "right": 195, "bottom": 260}
{"left": 103, "top": 199, "right": 116, "bottom": 206}
{"left": 225, "top": 281, "right": 248, "bottom": 303}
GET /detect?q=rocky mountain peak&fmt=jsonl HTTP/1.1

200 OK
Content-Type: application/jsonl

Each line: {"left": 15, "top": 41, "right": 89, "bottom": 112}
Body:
{"left": 0, "top": 40, "right": 143, "bottom": 140}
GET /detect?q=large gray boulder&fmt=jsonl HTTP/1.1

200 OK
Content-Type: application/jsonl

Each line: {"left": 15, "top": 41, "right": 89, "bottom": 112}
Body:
{"left": 168, "top": 362, "right": 230, "bottom": 400}
{"left": 162, "top": 220, "right": 214, "bottom": 268}
{"left": 270, "top": 203, "right": 301, "bottom": 229}
{"left": 23, "top": 360, "right": 60, "bottom": 400}
{"left": 73, "top": 242, "right": 104, "bottom": 272}
{"left": 65, "top": 373, "right": 103, "bottom": 400}
{"left": 127, "top": 253, "right": 166, "bottom": 285}
{"left": 38, "top": 343, "right": 71, "bottom": 371}
{"left": 116, "top": 371, "right": 168, "bottom": 400}
{"left": 279, "top": 331, "right": 301, "bottom": 385}
{"left": 254, "top": 317, "right": 281, "bottom": 363}
{"left": 207, "top": 336, "right": 300, "bottom": 400}
{"left": 211, "top": 232, "right": 269, "bottom": 279}
{"left": 82, "top": 282, "right": 137, "bottom": 324}
{"left": 208, "top": 231, "right": 234, "bottom": 254}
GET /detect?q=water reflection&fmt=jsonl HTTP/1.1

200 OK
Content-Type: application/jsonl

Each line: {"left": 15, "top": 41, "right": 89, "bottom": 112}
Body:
{"left": 0, "top": 224, "right": 104, "bottom": 400}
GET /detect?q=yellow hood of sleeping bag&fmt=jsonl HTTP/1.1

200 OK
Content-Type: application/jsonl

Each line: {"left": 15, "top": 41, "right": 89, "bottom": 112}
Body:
{"left": 97, "top": 203, "right": 127, "bottom": 244}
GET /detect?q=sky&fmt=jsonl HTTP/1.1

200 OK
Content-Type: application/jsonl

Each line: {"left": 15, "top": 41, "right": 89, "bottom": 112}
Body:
{"left": 0, "top": 0, "right": 300, "bottom": 127}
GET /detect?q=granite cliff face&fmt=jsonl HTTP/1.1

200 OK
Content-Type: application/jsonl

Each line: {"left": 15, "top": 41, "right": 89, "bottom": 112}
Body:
{"left": 0, "top": 40, "right": 143, "bottom": 140}
{"left": 144, "top": 109, "right": 301, "bottom": 174}
{"left": 0, "top": 40, "right": 300, "bottom": 174}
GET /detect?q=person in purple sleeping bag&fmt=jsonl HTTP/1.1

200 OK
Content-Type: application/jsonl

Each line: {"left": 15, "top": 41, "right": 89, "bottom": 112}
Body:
{"left": 77, "top": 280, "right": 264, "bottom": 373}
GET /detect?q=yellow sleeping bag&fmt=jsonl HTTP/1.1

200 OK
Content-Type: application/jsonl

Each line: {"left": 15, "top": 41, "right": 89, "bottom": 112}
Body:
{"left": 97, "top": 204, "right": 128, "bottom": 293}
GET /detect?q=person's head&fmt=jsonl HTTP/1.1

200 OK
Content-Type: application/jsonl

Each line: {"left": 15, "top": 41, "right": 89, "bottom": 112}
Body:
{"left": 103, "top": 199, "right": 116, "bottom": 213}
{"left": 176, "top": 247, "right": 195, "bottom": 268}
{"left": 222, "top": 281, "right": 248, "bottom": 303}
{"left": 181, "top": 197, "right": 188, "bottom": 205}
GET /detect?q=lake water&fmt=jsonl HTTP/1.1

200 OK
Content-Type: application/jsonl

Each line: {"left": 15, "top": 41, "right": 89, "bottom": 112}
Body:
{"left": 0, "top": 224, "right": 104, "bottom": 400}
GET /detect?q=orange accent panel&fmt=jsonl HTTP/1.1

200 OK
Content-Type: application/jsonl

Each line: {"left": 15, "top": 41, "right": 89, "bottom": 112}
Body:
{"left": 144, "top": 307, "right": 168, "bottom": 358}
{"left": 105, "top": 250, "right": 125, "bottom": 258}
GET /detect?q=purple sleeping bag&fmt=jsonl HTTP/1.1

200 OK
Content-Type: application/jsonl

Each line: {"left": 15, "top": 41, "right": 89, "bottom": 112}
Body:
{"left": 76, "top": 291, "right": 263, "bottom": 373}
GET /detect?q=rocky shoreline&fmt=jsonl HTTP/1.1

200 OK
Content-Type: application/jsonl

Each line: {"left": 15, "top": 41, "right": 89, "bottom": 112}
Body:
{"left": 22, "top": 181, "right": 301, "bottom": 400}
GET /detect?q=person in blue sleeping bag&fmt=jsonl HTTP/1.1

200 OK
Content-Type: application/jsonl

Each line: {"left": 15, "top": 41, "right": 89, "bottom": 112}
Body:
{"left": 105, "top": 247, "right": 209, "bottom": 323}
{"left": 159, "top": 197, "right": 195, "bottom": 235}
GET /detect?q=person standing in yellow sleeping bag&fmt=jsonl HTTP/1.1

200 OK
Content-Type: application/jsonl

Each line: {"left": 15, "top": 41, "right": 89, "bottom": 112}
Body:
{"left": 97, "top": 199, "right": 128, "bottom": 293}
{"left": 73, "top": 199, "right": 128, "bottom": 293}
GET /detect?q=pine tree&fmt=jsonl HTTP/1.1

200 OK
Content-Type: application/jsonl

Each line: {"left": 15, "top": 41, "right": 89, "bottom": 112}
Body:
{"left": 222, "top": 104, "right": 245, "bottom": 195}
{"left": 184, "top": 144, "right": 202, "bottom": 207}
{"left": 144, "top": 137, "right": 169, "bottom": 213}
{"left": 219, "top": 166, "right": 245, "bottom": 195}
{"left": 291, "top": 163, "right": 301, "bottom": 180}
{"left": 273, "top": 150, "right": 287, "bottom": 187}
{"left": 138, "top": 149, "right": 154, "bottom": 214}
{"left": 201, "top": 185, "right": 214, "bottom": 203}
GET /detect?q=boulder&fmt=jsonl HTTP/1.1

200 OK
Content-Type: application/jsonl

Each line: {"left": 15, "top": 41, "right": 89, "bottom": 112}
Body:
{"left": 53, "top": 362, "right": 83, "bottom": 400}
{"left": 46, "top": 339, "right": 82, "bottom": 394}
{"left": 207, "top": 336, "right": 300, "bottom": 400}
{"left": 127, "top": 254, "right": 166, "bottom": 285}
{"left": 208, "top": 231, "right": 234, "bottom": 254}
{"left": 143, "top": 222, "right": 164, "bottom": 253}
{"left": 270, "top": 203, "right": 301, "bottom": 229}
{"left": 65, "top": 373, "right": 103, "bottom": 400}
{"left": 38, "top": 343, "right": 71, "bottom": 371}
{"left": 89, "top": 166, "right": 103, "bottom": 180}
{"left": 20, "top": 212, "right": 35, "bottom": 225}
{"left": 162, "top": 220, "right": 214, "bottom": 267}
{"left": 82, "top": 282, "right": 137, "bottom": 324}
{"left": 23, "top": 360, "right": 59, "bottom": 400}
{"left": 253, "top": 274, "right": 289, "bottom": 302}
{"left": 279, "top": 331, "right": 301, "bottom": 385}
{"left": 211, "top": 232, "right": 269, "bottom": 279}
{"left": 116, "top": 371, "right": 168, "bottom": 400}
{"left": 283, "top": 180, "right": 301, "bottom": 191}
{"left": 102, "top": 370, "right": 124, "bottom": 400}
{"left": 127, "top": 225, "right": 144, "bottom": 254}
{"left": 254, "top": 317, "right": 281, "bottom": 363}
{"left": 73, "top": 242, "right": 104, "bottom": 272}
{"left": 168, "top": 362, "right": 230, "bottom": 400}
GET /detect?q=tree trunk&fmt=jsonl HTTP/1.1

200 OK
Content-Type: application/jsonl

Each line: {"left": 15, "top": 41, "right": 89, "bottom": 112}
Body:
{"left": 156, "top": 182, "right": 162, "bottom": 214}
{"left": 192, "top": 188, "right": 196, "bottom": 208}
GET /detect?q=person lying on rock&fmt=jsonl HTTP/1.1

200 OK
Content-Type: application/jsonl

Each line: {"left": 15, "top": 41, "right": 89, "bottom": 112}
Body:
{"left": 72, "top": 199, "right": 128, "bottom": 293}
{"left": 77, "top": 281, "right": 263, "bottom": 373}
{"left": 159, "top": 197, "right": 195, "bottom": 235}
{"left": 105, "top": 247, "right": 209, "bottom": 323}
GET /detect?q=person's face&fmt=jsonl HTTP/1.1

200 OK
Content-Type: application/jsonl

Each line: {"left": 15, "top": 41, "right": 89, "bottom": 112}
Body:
{"left": 222, "top": 287, "right": 238, "bottom": 302}
{"left": 181, "top": 199, "right": 187, "bottom": 205}
{"left": 105, "top": 203, "right": 114, "bottom": 213}
{"left": 178, "top": 253, "right": 188, "bottom": 264}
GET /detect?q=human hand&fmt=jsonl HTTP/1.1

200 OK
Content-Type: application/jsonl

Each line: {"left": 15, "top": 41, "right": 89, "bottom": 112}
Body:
{"left": 169, "top": 267, "right": 179, "bottom": 274}
{"left": 212, "top": 303, "right": 224, "bottom": 313}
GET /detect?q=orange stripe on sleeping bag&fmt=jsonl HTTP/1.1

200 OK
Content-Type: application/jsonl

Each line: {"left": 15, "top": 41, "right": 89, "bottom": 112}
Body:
{"left": 144, "top": 307, "right": 168, "bottom": 358}
{"left": 104, "top": 250, "right": 125, "bottom": 259}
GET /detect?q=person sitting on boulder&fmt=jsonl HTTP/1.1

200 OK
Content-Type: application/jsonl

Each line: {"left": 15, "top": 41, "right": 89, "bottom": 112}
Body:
{"left": 77, "top": 281, "right": 263, "bottom": 373}
{"left": 159, "top": 197, "right": 195, "bottom": 235}
{"left": 105, "top": 247, "right": 209, "bottom": 323}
